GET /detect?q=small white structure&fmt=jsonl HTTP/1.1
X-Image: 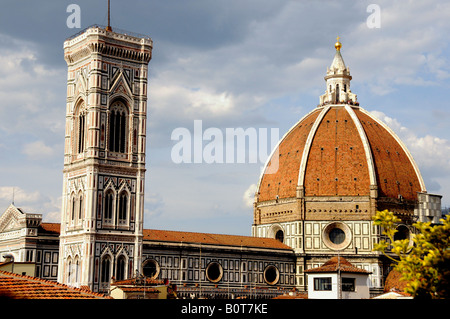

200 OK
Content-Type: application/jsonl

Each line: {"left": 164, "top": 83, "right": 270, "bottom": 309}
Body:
{"left": 305, "top": 256, "right": 371, "bottom": 299}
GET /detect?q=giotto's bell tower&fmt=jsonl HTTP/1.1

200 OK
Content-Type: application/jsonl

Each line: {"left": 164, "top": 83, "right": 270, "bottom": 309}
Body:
{"left": 58, "top": 25, "right": 152, "bottom": 292}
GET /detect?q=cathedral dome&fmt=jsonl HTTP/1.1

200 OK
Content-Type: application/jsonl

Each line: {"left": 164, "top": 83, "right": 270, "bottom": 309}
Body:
{"left": 255, "top": 39, "right": 425, "bottom": 210}
{"left": 256, "top": 104, "right": 425, "bottom": 203}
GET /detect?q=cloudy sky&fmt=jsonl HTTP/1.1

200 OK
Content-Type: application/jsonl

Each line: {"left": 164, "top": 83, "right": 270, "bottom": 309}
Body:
{"left": 1, "top": 0, "right": 450, "bottom": 236}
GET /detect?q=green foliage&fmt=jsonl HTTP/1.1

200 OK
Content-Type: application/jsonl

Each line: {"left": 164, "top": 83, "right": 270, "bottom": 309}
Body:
{"left": 373, "top": 209, "right": 450, "bottom": 299}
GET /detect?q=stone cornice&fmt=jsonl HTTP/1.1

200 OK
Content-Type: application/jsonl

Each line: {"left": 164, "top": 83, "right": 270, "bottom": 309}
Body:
{"left": 64, "top": 26, "right": 152, "bottom": 65}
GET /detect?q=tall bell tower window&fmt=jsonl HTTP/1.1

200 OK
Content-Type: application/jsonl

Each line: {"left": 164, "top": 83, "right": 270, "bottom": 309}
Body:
{"left": 75, "top": 101, "right": 87, "bottom": 154}
{"left": 118, "top": 192, "right": 128, "bottom": 224}
{"left": 116, "top": 255, "right": 126, "bottom": 281}
{"left": 71, "top": 195, "right": 76, "bottom": 222}
{"left": 108, "top": 101, "right": 128, "bottom": 153}
{"left": 78, "top": 194, "right": 84, "bottom": 222}
{"left": 104, "top": 190, "right": 114, "bottom": 223}
{"left": 78, "top": 113, "right": 86, "bottom": 153}
{"left": 100, "top": 255, "right": 111, "bottom": 285}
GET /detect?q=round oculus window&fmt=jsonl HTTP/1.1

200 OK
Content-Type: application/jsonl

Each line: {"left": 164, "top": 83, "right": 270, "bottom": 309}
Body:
{"left": 142, "top": 259, "right": 160, "bottom": 279}
{"left": 264, "top": 265, "right": 280, "bottom": 285}
{"left": 394, "top": 225, "right": 410, "bottom": 241}
{"left": 329, "top": 228, "right": 345, "bottom": 245}
{"left": 322, "top": 222, "right": 352, "bottom": 250}
{"left": 206, "top": 262, "right": 223, "bottom": 283}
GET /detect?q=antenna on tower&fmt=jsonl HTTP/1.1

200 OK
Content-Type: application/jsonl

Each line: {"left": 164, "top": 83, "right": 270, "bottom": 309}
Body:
{"left": 106, "top": 0, "right": 112, "bottom": 31}
{"left": 12, "top": 187, "right": 15, "bottom": 205}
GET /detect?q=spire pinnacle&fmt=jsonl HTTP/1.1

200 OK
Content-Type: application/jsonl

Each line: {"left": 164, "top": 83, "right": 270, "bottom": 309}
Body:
{"left": 106, "top": 0, "right": 112, "bottom": 31}
{"left": 335, "top": 36, "right": 342, "bottom": 51}
{"left": 318, "top": 37, "right": 358, "bottom": 106}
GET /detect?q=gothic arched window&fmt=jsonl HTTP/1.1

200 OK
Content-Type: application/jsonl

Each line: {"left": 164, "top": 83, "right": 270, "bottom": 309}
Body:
{"left": 116, "top": 255, "right": 126, "bottom": 281}
{"left": 75, "top": 101, "right": 87, "bottom": 154}
{"left": 108, "top": 101, "right": 128, "bottom": 153}
{"left": 78, "top": 193, "right": 84, "bottom": 222}
{"left": 104, "top": 190, "right": 114, "bottom": 222}
{"left": 100, "top": 255, "right": 111, "bottom": 284}
{"left": 74, "top": 256, "right": 80, "bottom": 286}
{"left": 71, "top": 195, "right": 76, "bottom": 222}
{"left": 67, "top": 259, "right": 73, "bottom": 283}
{"left": 118, "top": 192, "right": 128, "bottom": 224}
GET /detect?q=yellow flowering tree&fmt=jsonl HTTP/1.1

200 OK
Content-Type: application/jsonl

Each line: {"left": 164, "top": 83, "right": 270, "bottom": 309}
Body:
{"left": 373, "top": 210, "right": 450, "bottom": 299}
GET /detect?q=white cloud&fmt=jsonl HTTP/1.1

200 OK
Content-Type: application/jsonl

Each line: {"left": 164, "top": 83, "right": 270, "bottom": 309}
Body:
{"left": 22, "top": 140, "right": 56, "bottom": 159}
{"left": 150, "top": 84, "right": 236, "bottom": 117}
{"left": 243, "top": 183, "right": 257, "bottom": 208}
{"left": 0, "top": 186, "right": 61, "bottom": 222}
{"left": 144, "top": 192, "right": 165, "bottom": 219}
{"left": 345, "top": 1, "right": 450, "bottom": 95}
{"left": 0, "top": 186, "right": 42, "bottom": 204}
{"left": 369, "top": 110, "right": 450, "bottom": 196}
{"left": 0, "top": 33, "right": 65, "bottom": 137}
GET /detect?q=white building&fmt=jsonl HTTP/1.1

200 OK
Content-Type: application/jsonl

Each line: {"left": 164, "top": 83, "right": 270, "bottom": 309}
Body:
{"left": 305, "top": 256, "right": 371, "bottom": 299}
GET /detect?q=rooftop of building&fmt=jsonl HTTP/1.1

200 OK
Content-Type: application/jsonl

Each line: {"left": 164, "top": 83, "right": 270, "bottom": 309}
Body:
{"left": 0, "top": 270, "right": 110, "bottom": 299}
{"left": 143, "top": 228, "right": 292, "bottom": 250}
{"left": 304, "top": 256, "right": 371, "bottom": 274}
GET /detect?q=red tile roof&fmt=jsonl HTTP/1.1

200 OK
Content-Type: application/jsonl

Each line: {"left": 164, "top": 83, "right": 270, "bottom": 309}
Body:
{"left": 143, "top": 229, "right": 292, "bottom": 250}
{"left": 29, "top": 224, "right": 292, "bottom": 251}
{"left": 38, "top": 223, "right": 60, "bottom": 235}
{"left": 0, "top": 270, "right": 110, "bottom": 299}
{"left": 304, "top": 257, "right": 371, "bottom": 274}
{"left": 383, "top": 269, "right": 410, "bottom": 294}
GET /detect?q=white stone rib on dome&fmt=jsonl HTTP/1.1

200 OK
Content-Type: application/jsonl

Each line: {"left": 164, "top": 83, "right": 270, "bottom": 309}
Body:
{"left": 255, "top": 107, "right": 320, "bottom": 195}
{"left": 358, "top": 107, "right": 427, "bottom": 193}
{"left": 345, "top": 105, "right": 377, "bottom": 187}
{"left": 296, "top": 106, "right": 330, "bottom": 189}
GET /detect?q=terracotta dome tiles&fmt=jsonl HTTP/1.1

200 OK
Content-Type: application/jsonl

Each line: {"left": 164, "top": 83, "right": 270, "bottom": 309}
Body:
{"left": 258, "top": 109, "right": 321, "bottom": 202}
{"left": 257, "top": 105, "right": 425, "bottom": 203}
{"left": 353, "top": 109, "right": 423, "bottom": 201}
{"left": 304, "top": 107, "right": 370, "bottom": 197}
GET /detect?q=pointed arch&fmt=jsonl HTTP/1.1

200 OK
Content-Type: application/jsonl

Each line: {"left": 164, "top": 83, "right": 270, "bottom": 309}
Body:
{"left": 100, "top": 254, "right": 112, "bottom": 286}
{"left": 108, "top": 98, "right": 129, "bottom": 153}
{"left": 67, "top": 256, "right": 73, "bottom": 284}
{"left": 73, "top": 99, "right": 87, "bottom": 154}
{"left": 74, "top": 70, "right": 88, "bottom": 95}
{"left": 116, "top": 254, "right": 128, "bottom": 281}
{"left": 117, "top": 181, "right": 131, "bottom": 226}
{"left": 103, "top": 189, "right": 115, "bottom": 224}
{"left": 109, "top": 71, "right": 133, "bottom": 99}
{"left": 71, "top": 255, "right": 81, "bottom": 287}
{"left": 70, "top": 192, "right": 76, "bottom": 223}
{"left": 117, "top": 191, "right": 129, "bottom": 225}
{"left": 77, "top": 190, "right": 84, "bottom": 224}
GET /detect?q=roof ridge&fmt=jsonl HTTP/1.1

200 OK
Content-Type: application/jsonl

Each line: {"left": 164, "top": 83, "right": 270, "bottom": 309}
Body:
{"left": 304, "top": 257, "right": 371, "bottom": 274}
{"left": 143, "top": 228, "right": 292, "bottom": 250}
{"left": 145, "top": 228, "right": 252, "bottom": 238}
{"left": 145, "top": 228, "right": 289, "bottom": 243}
